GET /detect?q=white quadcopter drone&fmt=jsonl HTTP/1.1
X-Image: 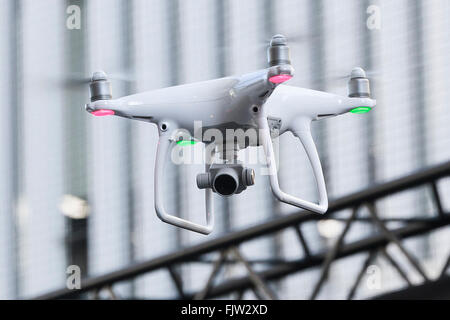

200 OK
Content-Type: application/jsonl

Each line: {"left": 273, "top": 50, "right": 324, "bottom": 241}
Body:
{"left": 86, "top": 35, "right": 376, "bottom": 235}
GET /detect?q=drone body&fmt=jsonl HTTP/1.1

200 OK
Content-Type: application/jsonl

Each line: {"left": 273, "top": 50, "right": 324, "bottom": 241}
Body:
{"left": 86, "top": 35, "right": 376, "bottom": 235}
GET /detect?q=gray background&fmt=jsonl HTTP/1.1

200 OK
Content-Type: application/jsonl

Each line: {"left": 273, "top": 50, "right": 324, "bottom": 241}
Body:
{"left": 0, "top": 0, "right": 449, "bottom": 299}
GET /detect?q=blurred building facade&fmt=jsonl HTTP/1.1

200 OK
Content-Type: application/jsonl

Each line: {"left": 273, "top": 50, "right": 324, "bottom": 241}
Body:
{"left": 0, "top": 0, "right": 449, "bottom": 299}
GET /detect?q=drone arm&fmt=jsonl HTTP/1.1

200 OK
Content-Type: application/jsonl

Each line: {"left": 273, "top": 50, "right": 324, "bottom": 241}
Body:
{"left": 257, "top": 115, "right": 328, "bottom": 213}
{"left": 154, "top": 129, "right": 214, "bottom": 235}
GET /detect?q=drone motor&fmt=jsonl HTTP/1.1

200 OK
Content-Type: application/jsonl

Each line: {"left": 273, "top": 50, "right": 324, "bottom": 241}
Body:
{"left": 348, "top": 67, "right": 371, "bottom": 98}
{"left": 267, "top": 35, "right": 294, "bottom": 84}
{"left": 267, "top": 34, "right": 291, "bottom": 66}
{"left": 89, "top": 71, "right": 112, "bottom": 102}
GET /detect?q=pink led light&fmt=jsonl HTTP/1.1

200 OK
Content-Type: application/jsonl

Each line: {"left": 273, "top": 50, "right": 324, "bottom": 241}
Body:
{"left": 269, "top": 74, "right": 293, "bottom": 84}
{"left": 91, "top": 109, "right": 115, "bottom": 117}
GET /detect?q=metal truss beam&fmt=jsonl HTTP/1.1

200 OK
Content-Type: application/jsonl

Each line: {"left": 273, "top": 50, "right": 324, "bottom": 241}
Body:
{"left": 183, "top": 216, "right": 450, "bottom": 299}
{"left": 34, "top": 161, "right": 450, "bottom": 300}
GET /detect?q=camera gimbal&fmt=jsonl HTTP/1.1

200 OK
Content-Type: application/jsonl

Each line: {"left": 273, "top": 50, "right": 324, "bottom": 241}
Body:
{"left": 86, "top": 35, "right": 376, "bottom": 235}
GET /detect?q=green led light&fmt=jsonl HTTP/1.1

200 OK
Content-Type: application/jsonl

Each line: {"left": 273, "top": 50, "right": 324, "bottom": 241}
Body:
{"left": 176, "top": 140, "right": 197, "bottom": 146}
{"left": 350, "top": 107, "right": 372, "bottom": 114}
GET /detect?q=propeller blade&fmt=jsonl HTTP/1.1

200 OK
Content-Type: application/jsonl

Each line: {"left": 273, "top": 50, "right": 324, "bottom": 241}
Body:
{"left": 62, "top": 71, "right": 136, "bottom": 88}
{"left": 329, "top": 69, "right": 381, "bottom": 81}
{"left": 217, "top": 32, "right": 314, "bottom": 51}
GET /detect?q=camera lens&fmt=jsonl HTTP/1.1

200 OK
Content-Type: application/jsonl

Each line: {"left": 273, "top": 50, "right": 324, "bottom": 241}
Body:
{"left": 213, "top": 173, "right": 238, "bottom": 196}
